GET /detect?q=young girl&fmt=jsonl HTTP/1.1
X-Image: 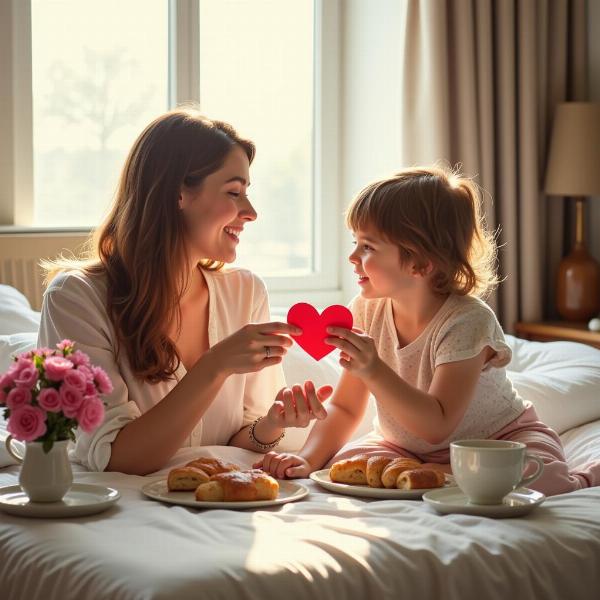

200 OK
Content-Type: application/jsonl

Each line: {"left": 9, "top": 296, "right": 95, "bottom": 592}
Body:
{"left": 254, "top": 165, "right": 600, "bottom": 497}
{"left": 38, "top": 107, "right": 331, "bottom": 475}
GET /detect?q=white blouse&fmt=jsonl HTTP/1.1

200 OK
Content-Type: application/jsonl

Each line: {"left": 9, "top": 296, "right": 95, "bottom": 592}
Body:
{"left": 37, "top": 267, "right": 286, "bottom": 471}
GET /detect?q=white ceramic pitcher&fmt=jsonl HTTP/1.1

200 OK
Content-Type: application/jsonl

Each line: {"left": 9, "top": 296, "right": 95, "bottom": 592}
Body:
{"left": 5, "top": 435, "right": 73, "bottom": 502}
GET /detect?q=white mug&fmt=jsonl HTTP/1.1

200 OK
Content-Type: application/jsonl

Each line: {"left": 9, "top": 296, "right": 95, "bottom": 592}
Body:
{"left": 450, "top": 439, "right": 544, "bottom": 505}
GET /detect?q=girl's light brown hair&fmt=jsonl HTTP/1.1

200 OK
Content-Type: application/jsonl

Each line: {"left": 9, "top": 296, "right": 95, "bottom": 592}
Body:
{"left": 42, "top": 107, "right": 255, "bottom": 383}
{"left": 346, "top": 165, "right": 499, "bottom": 298}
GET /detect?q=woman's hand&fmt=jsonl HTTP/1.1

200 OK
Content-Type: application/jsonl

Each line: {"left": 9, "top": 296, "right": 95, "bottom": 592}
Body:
{"left": 265, "top": 381, "right": 332, "bottom": 428}
{"left": 253, "top": 451, "right": 314, "bottom": 479}
{"left": 206, "top": 321, "right": 302, "bottom": 377}
{"left": 325, "top": 326, "right": 384, "bottom": 381}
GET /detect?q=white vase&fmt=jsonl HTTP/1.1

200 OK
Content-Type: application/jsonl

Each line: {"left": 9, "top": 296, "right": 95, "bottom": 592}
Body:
{"left": 5, "top": 435, "right": 73, "bottom": 502}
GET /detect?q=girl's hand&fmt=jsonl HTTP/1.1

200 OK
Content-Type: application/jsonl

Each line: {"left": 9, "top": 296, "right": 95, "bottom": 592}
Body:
{"left": 253, "top": 451, "right": 314, "bottom": 479}
{"left": 265, "top": 381, "right": 332, "bottom": 428}
{"left": 206, "top": 321, "right": 302, "bottom": 377}
{"left": 325, "top": 326, "right": 383, "bottom": 380}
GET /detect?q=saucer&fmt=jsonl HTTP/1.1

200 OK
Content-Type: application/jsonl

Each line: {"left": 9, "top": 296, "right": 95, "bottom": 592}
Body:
{"left": 0, "top": 483, "right": 121, "bottom": 518}
{"left": 422, "top": 486, "right": 545, "bottom": 518}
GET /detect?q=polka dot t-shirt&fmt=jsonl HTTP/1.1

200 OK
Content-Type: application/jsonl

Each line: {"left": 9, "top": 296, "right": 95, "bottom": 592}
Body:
{"left": 349, "top": 293, "right": 527, "bottom": 454}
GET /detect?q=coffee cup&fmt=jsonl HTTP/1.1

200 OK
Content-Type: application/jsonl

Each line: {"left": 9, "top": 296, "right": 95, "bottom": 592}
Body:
{"left": 450, "top": 439, "right": 544, "bottom": 505}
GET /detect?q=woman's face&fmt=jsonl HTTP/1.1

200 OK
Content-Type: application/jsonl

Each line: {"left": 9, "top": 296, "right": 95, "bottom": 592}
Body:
{"left": 179, "top": 145, "right": 256, "bottom": 264}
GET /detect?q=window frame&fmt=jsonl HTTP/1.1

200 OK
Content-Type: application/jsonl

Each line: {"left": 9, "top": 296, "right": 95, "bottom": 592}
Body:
{"left": 0, "top": 0, "right": 342, "bottom": 307}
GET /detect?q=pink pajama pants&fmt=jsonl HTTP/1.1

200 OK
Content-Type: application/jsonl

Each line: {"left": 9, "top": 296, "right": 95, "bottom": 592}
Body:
{"left": 327, "top": 403, "right": 600, "bottom": 497}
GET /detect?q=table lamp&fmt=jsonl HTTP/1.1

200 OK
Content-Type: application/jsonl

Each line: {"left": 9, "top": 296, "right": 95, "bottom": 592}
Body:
{"left": 544, "top": 102, "right": 600, "bottom": 321}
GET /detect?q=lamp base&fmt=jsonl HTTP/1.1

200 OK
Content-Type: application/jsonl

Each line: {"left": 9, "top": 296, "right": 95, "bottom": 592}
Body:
{"left": 556, "top": 243, "right": 600, "bottom": 321}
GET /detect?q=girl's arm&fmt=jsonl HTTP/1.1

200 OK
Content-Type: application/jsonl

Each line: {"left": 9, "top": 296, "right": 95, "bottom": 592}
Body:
{"left": 296, "top": 369, "right": 370, "bottom": 470}
{"left": 254, "top": 369, "right": 370, "bottom": 477}
{"left": 362, "top": 347, "right": 492, "bottom": 444}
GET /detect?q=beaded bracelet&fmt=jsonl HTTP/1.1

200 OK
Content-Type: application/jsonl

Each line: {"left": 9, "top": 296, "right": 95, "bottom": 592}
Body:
{"left": 249, "top": 416, "right": 285, "bottom": 451}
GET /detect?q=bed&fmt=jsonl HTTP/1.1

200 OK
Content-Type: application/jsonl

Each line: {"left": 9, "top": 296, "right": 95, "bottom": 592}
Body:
{"left": 1, "top": 284, "right": 600, "bottom": 600}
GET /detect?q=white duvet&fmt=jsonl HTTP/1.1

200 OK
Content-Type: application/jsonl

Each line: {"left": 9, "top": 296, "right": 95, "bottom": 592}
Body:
{"left": 1, "top": 426, "right": 600, "bottom": 600}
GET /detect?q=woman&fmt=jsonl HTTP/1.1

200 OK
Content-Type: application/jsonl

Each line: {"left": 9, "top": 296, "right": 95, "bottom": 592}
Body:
{"left": 38, "top": 107, "right": 331, "bottom": 475}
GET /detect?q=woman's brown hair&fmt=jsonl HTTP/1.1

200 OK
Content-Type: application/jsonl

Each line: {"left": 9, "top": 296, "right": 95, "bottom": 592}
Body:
{"left": 42, "top": 107, "right": 255, "bottom": 383}
{"left": 346, "top": 165, "right": 499, "bottom": 298}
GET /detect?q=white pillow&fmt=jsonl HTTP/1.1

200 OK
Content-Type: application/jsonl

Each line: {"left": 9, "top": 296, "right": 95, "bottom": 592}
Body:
{"left": 0, "top": 284, "right": 41, "bottom": 334}
{"left": 0, "top": 331, "right": 38, "bottom": 373}
{"left": 506, "top": 335, "right": 600, "bottom": 435}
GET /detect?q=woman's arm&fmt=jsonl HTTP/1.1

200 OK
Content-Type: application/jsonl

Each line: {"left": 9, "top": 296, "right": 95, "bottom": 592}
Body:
{"left": 229, "top": 382, "right": 333, "bottom": 452}
{"left": 106, "top": 321, "right": 299, "bottom": 474}
{"left": 106, "top": 350, "right": 227, "bottom": 474}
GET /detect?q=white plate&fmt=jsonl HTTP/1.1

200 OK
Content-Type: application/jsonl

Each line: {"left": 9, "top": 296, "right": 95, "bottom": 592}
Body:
{"left": 309, "top": 469, "right": 455, "bottom": 499}
{"left": 142, "top": 478, "right": 309, "bottom": 509}
{"left": 0, "top": 483, "right": 121, "bottom": 518}
{"left": 422, "top": 486, "right": 546, "bottom": 518}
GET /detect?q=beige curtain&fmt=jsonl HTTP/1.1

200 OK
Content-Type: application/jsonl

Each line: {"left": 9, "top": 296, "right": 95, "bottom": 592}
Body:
{"left": 397, "top": 0, "right": 588, "bottom": 330}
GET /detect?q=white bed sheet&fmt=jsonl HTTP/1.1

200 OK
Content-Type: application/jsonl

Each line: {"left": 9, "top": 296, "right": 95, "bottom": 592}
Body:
{"left": 1, "top": 427, "right": 600, "bottom": 600}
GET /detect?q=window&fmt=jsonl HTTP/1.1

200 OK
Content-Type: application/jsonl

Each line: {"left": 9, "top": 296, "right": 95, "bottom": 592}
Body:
{"left": 198, "top": 0, "right": 314, "bottom": 277}
{"left": 31, "top": 0, "right": 169, "bottom": 227}
{"left": 2, "top": 0, "right": 341, "bottom": 303}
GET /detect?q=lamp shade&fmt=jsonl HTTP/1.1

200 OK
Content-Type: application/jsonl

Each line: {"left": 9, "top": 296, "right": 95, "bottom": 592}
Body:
{"left": 545, "top": 102, "right": 600, "bottom": 196}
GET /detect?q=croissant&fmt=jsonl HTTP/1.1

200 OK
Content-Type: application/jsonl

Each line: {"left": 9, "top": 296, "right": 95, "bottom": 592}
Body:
{"left": 185, "top": 457, "right": 240, "bottom": 476}
{"left": 397, "top": 469, "right": 445, "bottom": 490}
{"left": 167, "top": 466, "right": 210, "bottom": 491}
{"left": 195, "top": 469, "right": 279, "bottom": 502}
{"left": 329, "top": 454, "right": 370, "bottom": 485}
{"left": 380, "top": 458, "right": 423, "bottom": 488}
{"left": 366, "top": 456, "right": 394, "bottom": 488}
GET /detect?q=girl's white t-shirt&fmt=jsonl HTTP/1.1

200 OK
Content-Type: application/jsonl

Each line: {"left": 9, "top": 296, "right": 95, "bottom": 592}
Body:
{"left": 349, "top": 293, "right": 527, "bottom": 454}
{"left": 37, "top": 267, "right": 286, "bottom": 471}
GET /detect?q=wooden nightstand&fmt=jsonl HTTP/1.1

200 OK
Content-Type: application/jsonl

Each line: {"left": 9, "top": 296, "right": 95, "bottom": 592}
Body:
{"left": 514, "top": 321, "right": 600, "bottom": 349}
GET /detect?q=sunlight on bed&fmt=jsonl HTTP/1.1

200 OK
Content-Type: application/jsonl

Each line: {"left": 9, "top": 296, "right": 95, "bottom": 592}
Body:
{"left": 245, "top": 511, "right": 391, "bottom": 577}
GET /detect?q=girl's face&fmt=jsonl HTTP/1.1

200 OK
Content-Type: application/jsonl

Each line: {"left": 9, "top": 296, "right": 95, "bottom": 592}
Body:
{"left": 179, "top": 145, "right": 256, "bottom": 264}
{"left": 349, "top": 224, "right": 421, "bottom": 299}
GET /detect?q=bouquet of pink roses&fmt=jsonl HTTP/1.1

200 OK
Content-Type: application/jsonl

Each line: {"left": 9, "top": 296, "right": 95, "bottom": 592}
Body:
{"left": 0, "top": 339, "right": 112, "bottom": 452}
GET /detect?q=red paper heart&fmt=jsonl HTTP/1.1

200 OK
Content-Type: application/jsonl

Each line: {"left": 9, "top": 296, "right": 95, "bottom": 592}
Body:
{"left": 287, "top": 303, "right": 354, "bottom": 361}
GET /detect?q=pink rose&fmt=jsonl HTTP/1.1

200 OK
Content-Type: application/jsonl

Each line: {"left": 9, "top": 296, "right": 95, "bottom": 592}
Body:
{"left": 15, "top": 356, "right": 33, "bottom": 370}
{"left": 85, "top": 381, "right": 96, "bottom": 396}
{"left": 63, "top": 369, "right": 87, "bottom": 392}
{"left": 14, "top": 365, "right": 39, "bottom": 389}
{"left": 0, "top": 389, "right": 6, "bottom": 405}
{"left": 70, "top": 350, "right": 91, "bottom": 368}
{"left": 77, "top": 396, "right": 105, "bottom": 433}
{"left": 7, "top": 405, "right": 47, "bottom": 442}
{"left": 6, "top": 387, "right": 32, "bottom": 410}
{"left": 57, "top": 339, "right": 75, "bottom": 351}
{"left": 77, "top": 365, "right": 94, "bottom": 382}
{"left": 0, "top": 372, "right": 13, "bottom": 389}
{"left": 44, "top": 356, "right": 74, "bottom": 381}
{"left": 92, "top": 366, "right": 113, "bottom": 395}
{"left": 38, "top": 388, "right": 62, "bottom": 412}
{"left": 32, "top": 347, "right": 53, "bottom": 358}
{"left": 59, "top": 384, "right": 84, "bottom": 418}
